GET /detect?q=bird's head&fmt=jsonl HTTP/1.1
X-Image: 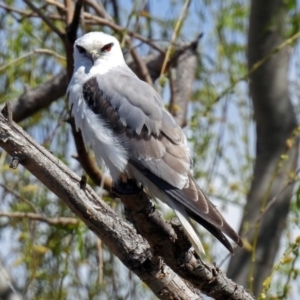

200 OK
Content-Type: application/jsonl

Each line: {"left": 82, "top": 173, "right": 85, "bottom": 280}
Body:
{"left": 73, "top": 32, "right": 125, "bottom": 69}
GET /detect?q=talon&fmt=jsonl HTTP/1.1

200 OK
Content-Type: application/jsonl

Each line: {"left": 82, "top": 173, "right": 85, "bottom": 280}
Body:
{"left": 1, "top": 102, "right": 13, "bottom": 126}
{"left": 112, "top": 179, "right": 141, "bottom": 196}
{"left": 212, "top": 267, "right": 218, "bottom": 277}
{"left": 9, "top": 157, "right": 20, "bottom": 169}
{"left": 80, "top": 174, "right": 87, "bottom": 190}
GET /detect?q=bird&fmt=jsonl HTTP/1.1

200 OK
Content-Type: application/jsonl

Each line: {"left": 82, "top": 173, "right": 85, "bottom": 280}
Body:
{"left": 67, "top": 31, "right": 243, "bottom": 257}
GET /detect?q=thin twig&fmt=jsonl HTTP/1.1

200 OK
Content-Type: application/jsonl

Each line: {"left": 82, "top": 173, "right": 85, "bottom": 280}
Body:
{"left": 97, "top": 239, "right": 103, "bottom": 284}
{"left": 0, "top": 49, "right": 65, "bottom": 73}
{"left": 258, "top": 240, "right": 300, "bottom": 300}
{"left": 127, "top": 40, "right": 153, "bottom": 85}
{"left": 0, "top": 183, "right": 38, "bottom": 213}
{"left": 246, "top": 163, "right": 300, "bottom": 235}
{"left": 0, "top": 2, "right": 34, "bottom": 16}
{"left": 23, "top": 0, "right": 65, "bottom": 39}
{"left": 83, "top": 13, "right": 165, "bottom": 54}
{"left": 85, "top": 0, "right": 113, "bottom": 21}
{"left": 0, "top": 212, "right": 79, "bottom": 226}
{"left": 46, "top": 0, "right": 65, "bottom": 10}
{"left": 159, "top": 0, "right": 191, "bottom": 77}
{"left": 45, "top": 0, "right": 164, "bottom": 53}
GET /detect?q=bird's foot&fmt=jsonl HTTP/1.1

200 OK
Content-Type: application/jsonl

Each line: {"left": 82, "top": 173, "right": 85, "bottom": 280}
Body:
{"left": 112, "top": 179, "right": 141, "bottom": 196}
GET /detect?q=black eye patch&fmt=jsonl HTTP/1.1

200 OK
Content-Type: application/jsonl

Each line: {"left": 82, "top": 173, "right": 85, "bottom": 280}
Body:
{"left": 76, "top": 45, "right": 86, "bottom": 54}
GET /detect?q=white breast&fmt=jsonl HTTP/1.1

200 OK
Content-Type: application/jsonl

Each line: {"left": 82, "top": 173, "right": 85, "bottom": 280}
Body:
{"left": 68, "top": 67, "right": 128, "bottom": 180}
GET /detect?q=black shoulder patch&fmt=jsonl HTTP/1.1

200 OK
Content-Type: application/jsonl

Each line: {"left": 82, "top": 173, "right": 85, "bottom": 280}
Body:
{"left": 82, "top": 77, "right": 160, "bottom": 140}
{"left": 82, "top": 78, "right": 125, "bottom": 134}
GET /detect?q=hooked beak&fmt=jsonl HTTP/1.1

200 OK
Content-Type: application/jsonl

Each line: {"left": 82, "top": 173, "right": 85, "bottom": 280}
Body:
{"left": 89, "top": 50, "right": 100, "bottom": 63}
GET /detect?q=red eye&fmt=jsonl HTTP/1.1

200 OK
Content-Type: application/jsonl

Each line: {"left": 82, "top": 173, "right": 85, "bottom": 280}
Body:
{"left": 101, "top": 43, "right": 113, "bottom": 53}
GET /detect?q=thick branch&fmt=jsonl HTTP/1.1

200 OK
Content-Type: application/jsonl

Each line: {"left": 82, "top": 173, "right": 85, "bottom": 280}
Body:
{"left": 116, "top": 186, "right": 255, "bottom": 300}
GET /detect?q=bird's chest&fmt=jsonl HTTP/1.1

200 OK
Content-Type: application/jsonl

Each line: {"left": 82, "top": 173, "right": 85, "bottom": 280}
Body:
{"left": 69, "top": 83, "right": 128, "bottom": 179}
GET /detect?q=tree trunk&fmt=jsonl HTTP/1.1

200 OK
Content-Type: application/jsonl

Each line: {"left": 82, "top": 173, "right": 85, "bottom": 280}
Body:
{"left": 227, "top": 0, "right": 298, "bottom": 296}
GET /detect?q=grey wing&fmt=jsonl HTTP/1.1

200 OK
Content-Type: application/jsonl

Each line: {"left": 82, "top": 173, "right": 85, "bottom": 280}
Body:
{"left": 93, "top": 68, "right": 190, "bottom": 188}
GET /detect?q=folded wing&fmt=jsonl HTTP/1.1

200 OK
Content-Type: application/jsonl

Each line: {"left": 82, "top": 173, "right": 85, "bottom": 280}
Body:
{"left": 82, "top": 68, "right": 243, "bottom": 253}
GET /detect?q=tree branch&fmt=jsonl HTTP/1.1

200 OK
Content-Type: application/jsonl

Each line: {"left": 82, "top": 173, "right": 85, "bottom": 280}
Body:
{"left": 116, "top": 185, "right": 255, "bottom": 300}
{"left": 0, "top": 183, "right": 38, "bottom": 213}
{"left": 127, "top": 39, "right": 153, "bottom": 85}
{"left": 0, "top": 212, "right": 79, "bottom": 226}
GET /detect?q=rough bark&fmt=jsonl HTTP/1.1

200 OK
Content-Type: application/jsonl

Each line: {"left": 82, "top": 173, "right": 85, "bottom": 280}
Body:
{"left": 0, "top": 111, "right": 255, "bottom": 300}
{"left": 118, "top": 188, "right": 255, "bottom": 300}
{"left": 227, "top": 0, "right": 298, "bottom": 296}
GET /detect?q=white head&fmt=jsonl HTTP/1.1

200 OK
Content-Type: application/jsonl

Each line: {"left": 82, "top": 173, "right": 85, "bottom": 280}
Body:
{"left": 73, "top": 32, "right": 125, "bottom": 71}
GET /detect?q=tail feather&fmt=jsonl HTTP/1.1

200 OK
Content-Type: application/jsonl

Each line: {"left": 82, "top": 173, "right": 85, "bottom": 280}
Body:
{"left": 167, "top": 197, "right": 205, "bottom": 256}
{"left": 187, "top": 209, "right": 234, "bottom": 253}
{"left": 130, "top": 160, "right": 243, "bottom": 254}
{"left": 166, "top": 176, "right": 243, "bottom": 249}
